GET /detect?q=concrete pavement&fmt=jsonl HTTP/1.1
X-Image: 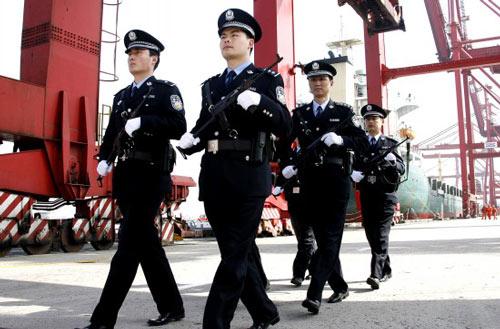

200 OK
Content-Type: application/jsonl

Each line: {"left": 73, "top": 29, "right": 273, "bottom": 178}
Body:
{"left": 0, "top": 218, "right": 499, "bottom": 329}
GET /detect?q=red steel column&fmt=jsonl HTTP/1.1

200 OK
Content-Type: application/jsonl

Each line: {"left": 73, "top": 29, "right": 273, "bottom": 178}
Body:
{"left": 254, "top": 0, "right": 296, "bottom": 109}
{"left": 364, "top": 30, "right": 389, "bottom": 132}
{"left": 449, "top": 0, "right": 469, "bottom": 217}
{"left": 486, "top": 101, "right": 497, "bottom": 206}
{"left": 463, "top": 73, "right": 476, "bottom": 197}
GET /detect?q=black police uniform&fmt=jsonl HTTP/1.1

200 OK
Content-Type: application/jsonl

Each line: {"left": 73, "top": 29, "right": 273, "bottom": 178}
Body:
{"left": 88, "top": 31, "right": 186, "bottom": 329}
{"left": 283, "top": 61, "right": 368, "bottom": 311}
{"left": 357, "top": 104, "right": 405, "bottom": 285}
{"left": 274, "top": 157, "right": 316, "bottom": 285}
{"left": 284, "top": 175, "right": 316, "bottom": 283}
{"left": 183, "top": 9, "right": 291, "bottom": 329}
{"left": 195, "top": 64, "right": 289, "bottom": 328}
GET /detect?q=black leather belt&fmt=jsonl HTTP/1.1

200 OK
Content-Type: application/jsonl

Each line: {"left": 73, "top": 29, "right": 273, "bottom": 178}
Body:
{"left": 124, "top": 150, "right": 155, "bottom": 162}
{"left": 206, "top": 139, "right": 252, "bottom": 154}
{"left": 323, "top": 156, "right": 343, "bottom": 166}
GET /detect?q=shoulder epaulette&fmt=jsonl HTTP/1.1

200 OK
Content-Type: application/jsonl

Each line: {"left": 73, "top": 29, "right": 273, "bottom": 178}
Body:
{"left": 154, "top": 79, "right": 176, "bottom": 87}
{"left": 385, "top": 136, "right": 399, "bottom": 144}
{"left": 294, "top": 103, "right": 308, "bottom": 112}
{"left": 201, "top": 74, "right": 220, "bottom": 86}
{"left": 114, "top": 86, "right": 129, "bottom": 97}
{"left": 333, "top": 101, "right": 353, "bottom": 110}
{"left": 265, "top": 68, "right": 280, "bottom": 77}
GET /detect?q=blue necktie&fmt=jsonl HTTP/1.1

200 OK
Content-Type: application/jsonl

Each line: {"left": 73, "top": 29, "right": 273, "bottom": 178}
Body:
{"left": 225, "top": 70, "right": 236, "bottom": 87}
{"left": 315, "top": 106, "right": 323, "bottom": 118}
{"left": 370, "top": 137, "right": 377, "bottom": 147}
{"left": 130, "top": 86, "right": 138, "bottom": 97}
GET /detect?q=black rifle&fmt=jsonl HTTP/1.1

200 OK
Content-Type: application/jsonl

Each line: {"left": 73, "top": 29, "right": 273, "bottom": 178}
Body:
{"left": 293, "top": 111, "right": 355, "bottom": 168}
{"left": 357, "top": 137, "right": 410, "bottom": 191}
{"left": 97, "top": 86, "right": 153, "bottom": 186}
{"left": 278, "top": 112, "right": 356, "bottom": 190}
{"left": 360, "top": 136, "right": 409, "bottom": 173}
{"left": 177, "top": 54, "right": 284, "bottom": 159}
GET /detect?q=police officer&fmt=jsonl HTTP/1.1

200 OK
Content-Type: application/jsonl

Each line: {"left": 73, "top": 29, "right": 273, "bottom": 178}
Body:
{"left": 351, "top": 104, "right": 405, "bottom": 290}
{"left": 281, "top": 60, "right": 368, "bottom": 314}
{"left": 77, "top": 30, "right": 186, "bottom": 329}
{"left": 273, "top": 151, "right": 316, "bottom": 288}
{"left": 178, "top": 8, "right": 291, "bottom": 329}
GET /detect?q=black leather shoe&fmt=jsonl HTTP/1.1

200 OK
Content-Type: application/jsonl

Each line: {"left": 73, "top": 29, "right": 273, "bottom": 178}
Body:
{"left": 327, "top": 290, "right": 349, "bottom": 303}
{"left": 301, "top": 298, "right": 320, "bottom": 314}
{"left": 74, "top": 324, "right": 111, "bottom": 329}
{"left": 248, "top": 314, "right": 280, "bottom": 329}
{"left": 147, "top": 310, "right": 185, "bottom": 326}
{"left": 366, "top": 276, "right": 380, "bottom": 290}
{"left": 290, "top": 277, "right": 303, "bottom": 287}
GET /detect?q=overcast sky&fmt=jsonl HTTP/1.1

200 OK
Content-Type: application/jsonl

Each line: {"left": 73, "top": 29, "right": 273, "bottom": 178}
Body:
{"left": 0, "top": 1, "right": 498, "bottom": 216}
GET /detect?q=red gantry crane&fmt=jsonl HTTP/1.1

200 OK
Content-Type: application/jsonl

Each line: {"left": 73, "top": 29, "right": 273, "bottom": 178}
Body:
{"left": 0, "top": 0, "right": 195, "bottom": 257}
{"left": 335, "top": 0, "right": 500, "bottom": 216}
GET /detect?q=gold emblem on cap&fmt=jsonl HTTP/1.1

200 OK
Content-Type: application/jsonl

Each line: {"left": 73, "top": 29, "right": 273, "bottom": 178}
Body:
{"left": 128, "top": 31, "right": 137, "bottom": 41}
{"left": 312, "top": 62, "right": 319, "bottom": 70}
{"left": 226, "top": 9, "right": 235, "bottom": 21}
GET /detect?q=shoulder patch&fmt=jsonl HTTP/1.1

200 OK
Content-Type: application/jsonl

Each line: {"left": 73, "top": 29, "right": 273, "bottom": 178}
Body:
{"left": 351, "top": 115, "right": 362, "bottom": 128}
{"left": 170, "top": 95, "right": 184, "bottom": 111}
{"left": 276, "top": 86, "right": 286, "bottom": 105}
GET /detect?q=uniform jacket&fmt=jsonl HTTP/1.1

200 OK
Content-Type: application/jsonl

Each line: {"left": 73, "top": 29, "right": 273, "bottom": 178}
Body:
{"left": 357, "top": 134, "right": 406, "bottom": 204}
{"left": 282, "top": 100, "right": 368, "bottom": 201}
{"left": 186, "top": 63, "right": 291, "bottom": 200}
{"left": 99, "top": 76, "right": 187, "bottom": 199}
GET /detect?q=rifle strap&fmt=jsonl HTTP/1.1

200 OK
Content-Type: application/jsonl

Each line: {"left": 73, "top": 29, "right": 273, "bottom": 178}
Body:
{"left": 203, "top": 80, "right": 234, "bottom": 137}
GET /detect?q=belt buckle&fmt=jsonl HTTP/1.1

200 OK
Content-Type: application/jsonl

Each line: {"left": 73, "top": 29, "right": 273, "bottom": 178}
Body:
{"left": 207, "top": 140, "right": 219, "bottom": 154}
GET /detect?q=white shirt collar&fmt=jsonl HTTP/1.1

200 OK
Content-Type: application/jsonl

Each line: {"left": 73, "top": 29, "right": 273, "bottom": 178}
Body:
{"left": 367, "top": 133, "right": 382, "bottom": 141}
{"left": 226, "top": 61, "right": 252, "bottom": 77}
{"left": 132, "top": 75, "right": 152, "bottom": 89}
{"left": 312, "top": 99, "right": 330, "bottom": 112}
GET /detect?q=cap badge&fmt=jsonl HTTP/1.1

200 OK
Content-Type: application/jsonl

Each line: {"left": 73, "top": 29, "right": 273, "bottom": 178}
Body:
{"left": 312, "top": 62, "right": 319, "bottom": 70}
{"left": 128, "top": 31, "right": 137, "bottom": 41}
{"left": 226, "top": 10, "right": 235, "bottom": 21}
{"left": 367, "top": 104, "right": 372, "bottom": 111}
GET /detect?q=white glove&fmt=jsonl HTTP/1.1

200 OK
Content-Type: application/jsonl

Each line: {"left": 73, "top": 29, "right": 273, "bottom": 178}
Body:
{"left": 272, "top": 186, "right": 284, "bottom": 196}
{"left": 282, "top": 165, "right": 298, "bottom": 179}
{"left": 125, "top": 117, "right": 141, "bottom": 137}
{"left": 321, "top": 132, "right": 343, "bottom": 146}
{"left": 237, "top": 90, "right": 261, "bottom": 110}
{"left": 97, "top": 160, "right": 113, "bottom": 177}
{"left": 384, "top": 153, "right": 397, "bottom": 162}
{"left": 351, "top": 170, "right": 365, "bottom": 183}
{"left": 178, "top": 132, "right": 200, "bottom": 149}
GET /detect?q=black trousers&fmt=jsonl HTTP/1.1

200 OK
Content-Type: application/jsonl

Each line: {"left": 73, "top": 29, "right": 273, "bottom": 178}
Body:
{"left": 307, "top": 209, "right": 349, "bottom": 301}
{"left": 361, "top": 193, "right": 394, "bottom": 279}
{"left": 302, "top": 173, "right": 350, "bottom": 301}
{"left": 289, "top": 203, "right": 316, "bottom": 280}
{"left": 90, "top": 191, "right": 183, "bottom": 328}
{"left": 203, "top": 196, "right": 278, "bottom": 329}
